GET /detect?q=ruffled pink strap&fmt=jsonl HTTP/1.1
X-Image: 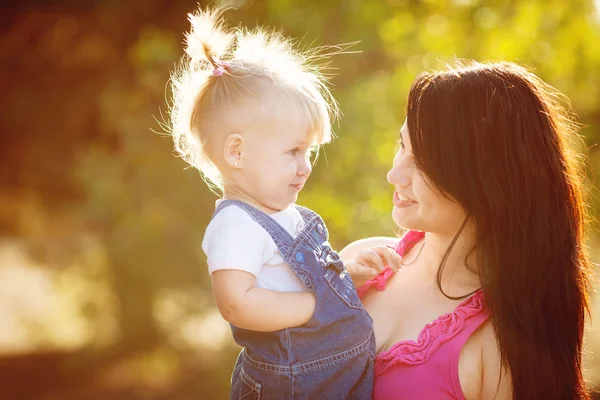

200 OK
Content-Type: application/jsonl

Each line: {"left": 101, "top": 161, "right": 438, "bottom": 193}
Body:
{"left": 357, "top": 267, "right": 394, "bottom": 298}
{"left": 357, "top": 230, "right": 426, "bottom": 298}
{"left": 374, "top": 290, "right": 487, "bottom": 375}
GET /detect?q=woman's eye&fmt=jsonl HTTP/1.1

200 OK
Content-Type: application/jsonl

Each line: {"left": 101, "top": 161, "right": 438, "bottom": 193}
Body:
{"left": 396, "top": 139, "right": 404, "bottom": 149}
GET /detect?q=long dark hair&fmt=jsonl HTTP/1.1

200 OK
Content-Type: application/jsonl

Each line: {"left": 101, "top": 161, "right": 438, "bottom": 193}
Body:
{"left": 406, "top": 61, "right": 593, "bottom": 399}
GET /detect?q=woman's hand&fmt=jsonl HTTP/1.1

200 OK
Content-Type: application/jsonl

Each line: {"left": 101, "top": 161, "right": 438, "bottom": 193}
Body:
{"left": 346, "top": 246, "right": 403, "bottom": 287}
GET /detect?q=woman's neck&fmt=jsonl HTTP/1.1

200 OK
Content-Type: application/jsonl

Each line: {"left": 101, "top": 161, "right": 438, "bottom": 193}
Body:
{"left": 419, "top": 226, "right": 482, "bottom": 297}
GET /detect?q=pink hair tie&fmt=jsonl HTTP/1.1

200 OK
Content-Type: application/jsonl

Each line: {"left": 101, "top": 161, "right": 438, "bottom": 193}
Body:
{"left": 212, "top": 61, "right": 230, "bottom": 77}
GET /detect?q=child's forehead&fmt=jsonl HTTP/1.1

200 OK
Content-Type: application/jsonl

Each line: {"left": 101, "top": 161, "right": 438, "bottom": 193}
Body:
{"left": 251, "top": 96, "right": 315, "bottom": 138}
{"left": 227, "top": 84, "right": 325, "bottom": 145}
{"left": 265, "top": 116, "right": 313, "bottom": 144}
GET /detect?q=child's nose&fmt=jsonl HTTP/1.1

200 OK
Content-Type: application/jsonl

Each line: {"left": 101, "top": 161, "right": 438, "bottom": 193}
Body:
{"left": 298, "top": 157, "right": 312, "bottom": 176}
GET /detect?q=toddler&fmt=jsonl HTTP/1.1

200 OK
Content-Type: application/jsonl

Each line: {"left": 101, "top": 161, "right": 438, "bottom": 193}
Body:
{"left": 168, "top": 6, "right": 400, "bottom": 399}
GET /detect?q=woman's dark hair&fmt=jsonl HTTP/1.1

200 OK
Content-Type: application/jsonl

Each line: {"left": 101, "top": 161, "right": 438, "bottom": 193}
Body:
{"left": 406, "top": 61, "right": 593, "bottom": 399}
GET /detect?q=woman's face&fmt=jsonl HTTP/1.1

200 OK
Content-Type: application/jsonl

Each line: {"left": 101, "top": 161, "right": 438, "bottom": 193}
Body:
{"left": 386, "top": 122, "right": 467, "bottom": 236}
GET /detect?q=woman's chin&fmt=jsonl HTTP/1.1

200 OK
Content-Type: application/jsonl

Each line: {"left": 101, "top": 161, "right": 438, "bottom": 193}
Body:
{"left": 392, "top": 207, "right": 421, "bottom": 231}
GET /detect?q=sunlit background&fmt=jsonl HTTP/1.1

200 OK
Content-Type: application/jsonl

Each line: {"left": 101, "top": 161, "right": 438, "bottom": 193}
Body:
{"left": 2, "top": 0, "right": 600, "bottom": 398}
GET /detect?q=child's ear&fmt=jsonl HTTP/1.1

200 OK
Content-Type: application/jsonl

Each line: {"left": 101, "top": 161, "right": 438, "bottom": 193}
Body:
{"left": 223, "top": 133, "right": 244, "bottom": 168}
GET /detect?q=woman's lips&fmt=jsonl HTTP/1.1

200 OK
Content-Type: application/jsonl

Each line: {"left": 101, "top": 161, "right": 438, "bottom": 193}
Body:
{"left": 393, "top": 190, "right": 417, "bottom": 208}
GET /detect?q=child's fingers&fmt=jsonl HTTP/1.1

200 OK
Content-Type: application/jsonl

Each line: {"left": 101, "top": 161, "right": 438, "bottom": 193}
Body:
{"left": 362, "top": 264, "right": 381, "bottom": 277}
{"left": 359, "top": 249, "right": 386, "bottom": 271}
{"left": 374, "top": 247, "right": 400, "bottom": 272}
{"left": 390, "top": 251, "right": 403, "bottom": 271}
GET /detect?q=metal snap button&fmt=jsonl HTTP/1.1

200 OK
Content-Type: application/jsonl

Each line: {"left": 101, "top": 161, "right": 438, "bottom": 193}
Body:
{"left": 316, "top": 223, "right": 323, "bottom": 235}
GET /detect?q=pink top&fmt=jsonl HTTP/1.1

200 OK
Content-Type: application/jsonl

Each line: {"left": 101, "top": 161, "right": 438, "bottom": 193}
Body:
{"left": 358, "top": 230, "right": 489, "bottom": 400}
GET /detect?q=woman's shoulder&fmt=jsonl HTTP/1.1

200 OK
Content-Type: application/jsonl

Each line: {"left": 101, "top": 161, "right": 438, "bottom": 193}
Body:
{"left": 339, "top": 236, "right": 400, "bottom": 261}
{"left": 353, "top": 230, "right": 425, "bottom": 297}
{"left": 339, "top": 230, "right": 425, "bottom": 261}
{"left": 394, "top": 230, "right": 425, "bottom": 257}
{"left": 461, "top": 317, "right": 513, "bottom": 399}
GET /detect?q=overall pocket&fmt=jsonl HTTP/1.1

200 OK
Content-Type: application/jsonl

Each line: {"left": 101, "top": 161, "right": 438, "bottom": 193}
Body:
{"left": 324, "top": 267, "right": 363, "bottom": 309}
{"left": 230, "top": 366, "right": 261, "bottom": 400}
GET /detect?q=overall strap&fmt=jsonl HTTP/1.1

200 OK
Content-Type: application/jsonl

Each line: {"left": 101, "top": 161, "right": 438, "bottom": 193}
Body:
{"left": 213, "top": 199, "right": 295, "bottom": 255}
{"left": 292, "top": 204, "right": 319, "bottom": 224}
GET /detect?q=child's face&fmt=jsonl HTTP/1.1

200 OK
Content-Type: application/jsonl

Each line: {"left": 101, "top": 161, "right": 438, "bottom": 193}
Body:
{"left": 235, "top": 109, "right": 314, "bottom": 213}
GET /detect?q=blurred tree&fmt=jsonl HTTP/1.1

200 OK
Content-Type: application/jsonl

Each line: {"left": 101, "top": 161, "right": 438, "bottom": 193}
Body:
{"left": 1, "top": 0, "right": 599, "bottom": 397}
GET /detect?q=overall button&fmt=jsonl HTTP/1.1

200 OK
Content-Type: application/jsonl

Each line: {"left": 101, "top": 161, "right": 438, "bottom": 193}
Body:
{"left": 295, "top": 251, "right": 305, "bottom": 263}
{"left": 316, "top": 223, "right": 324, "bottom": 235}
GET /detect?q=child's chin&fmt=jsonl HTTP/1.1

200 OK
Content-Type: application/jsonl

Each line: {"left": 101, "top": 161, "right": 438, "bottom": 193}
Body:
{"left": 286, "top": 192, "right": 300, "bottom": 203}
{"left": 276, "top": 196, "right": 297, "bottom": 209}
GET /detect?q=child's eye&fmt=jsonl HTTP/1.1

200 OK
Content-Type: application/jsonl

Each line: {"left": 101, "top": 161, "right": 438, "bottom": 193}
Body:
{"left": 289, "top": 148, "right": 300, "bottom": 157}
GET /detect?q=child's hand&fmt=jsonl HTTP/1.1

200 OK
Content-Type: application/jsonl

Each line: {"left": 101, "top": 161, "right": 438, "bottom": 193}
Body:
{"left": 346, "top": 246, "right": 403, "bottom": 287}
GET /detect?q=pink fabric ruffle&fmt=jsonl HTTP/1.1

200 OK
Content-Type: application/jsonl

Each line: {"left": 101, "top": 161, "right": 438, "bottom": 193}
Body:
{"left": 374, "top": 290, "right": 485, "bottom": 376}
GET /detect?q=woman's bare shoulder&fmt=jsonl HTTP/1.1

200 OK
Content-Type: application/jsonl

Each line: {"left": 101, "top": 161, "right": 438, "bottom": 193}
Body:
{"left": 339, "top": 237, "right": 399, "bottom": 261}
{"left": 466, "top": 320, "right": 513, "bottom": 400}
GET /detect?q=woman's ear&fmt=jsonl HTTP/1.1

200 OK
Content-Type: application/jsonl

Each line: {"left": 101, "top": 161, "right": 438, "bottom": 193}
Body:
{"left": 223, "top": 133, "right": 244, "bottom": 168}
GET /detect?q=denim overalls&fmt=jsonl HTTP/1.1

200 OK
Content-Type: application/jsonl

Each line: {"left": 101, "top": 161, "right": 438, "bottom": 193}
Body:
{"left": 212, "top": 200, "right": 375, "bottom": 400}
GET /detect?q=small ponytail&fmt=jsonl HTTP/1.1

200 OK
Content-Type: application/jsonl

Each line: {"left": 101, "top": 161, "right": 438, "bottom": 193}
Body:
{"left": 185, "top": 6, "right": 234, "bottom": 72}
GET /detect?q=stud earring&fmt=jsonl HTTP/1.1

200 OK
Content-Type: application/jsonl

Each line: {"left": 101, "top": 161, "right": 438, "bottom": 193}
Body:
{"left": 233, "top": 161, "right": 238, "bottom": 167}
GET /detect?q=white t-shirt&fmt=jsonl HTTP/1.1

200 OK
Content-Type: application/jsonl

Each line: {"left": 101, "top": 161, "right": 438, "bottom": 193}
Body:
{"left": 202, "top": 201, "right": 308, "bottom": 292}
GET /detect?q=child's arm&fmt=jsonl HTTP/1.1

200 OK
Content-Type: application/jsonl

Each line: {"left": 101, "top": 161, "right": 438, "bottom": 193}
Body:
{"left": 211, "top": 269, "right": 315, "bottom": 332}
{"left": 340, "top": 238, "right": 402, "bottom": 287}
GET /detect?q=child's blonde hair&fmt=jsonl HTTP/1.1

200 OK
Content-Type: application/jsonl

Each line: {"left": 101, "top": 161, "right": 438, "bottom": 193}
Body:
{"left": 168, "top": 6, "right": 339, "bottom": 191}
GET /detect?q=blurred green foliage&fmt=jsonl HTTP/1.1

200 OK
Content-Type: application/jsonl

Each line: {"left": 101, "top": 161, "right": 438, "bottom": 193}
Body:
{"left": 1, "top": 0, "right": 599, "bottom": 398}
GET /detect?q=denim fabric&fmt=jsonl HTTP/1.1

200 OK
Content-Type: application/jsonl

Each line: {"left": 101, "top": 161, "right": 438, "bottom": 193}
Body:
{"left": 212, "top": 200, "right": 375, "bottom": 400}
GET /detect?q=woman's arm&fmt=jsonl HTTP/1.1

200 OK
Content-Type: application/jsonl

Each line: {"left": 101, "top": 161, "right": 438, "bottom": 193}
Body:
{"left": 479, "top": 322, "right": 513, "bottom": 399}
{"left": 211, "top": 269, "right": 315, "bottom": 332}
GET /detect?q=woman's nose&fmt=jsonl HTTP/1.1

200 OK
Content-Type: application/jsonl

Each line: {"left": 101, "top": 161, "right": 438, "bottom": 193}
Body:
{"left": 396, "top": 176, "right": 412, "bottom": 187}
{"left": 387, "top": 165, "right": 412, "bottom": 187}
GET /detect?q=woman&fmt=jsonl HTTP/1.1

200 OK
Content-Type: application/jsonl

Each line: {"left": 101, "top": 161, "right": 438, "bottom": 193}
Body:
{"left": 341, "top": 61, "right": 593, "bottom": 399}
